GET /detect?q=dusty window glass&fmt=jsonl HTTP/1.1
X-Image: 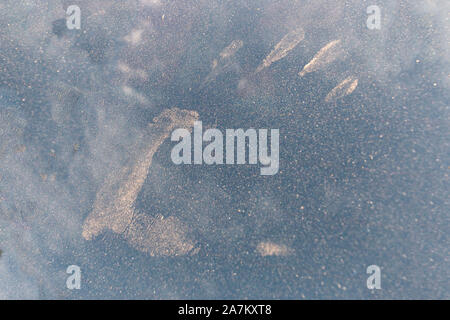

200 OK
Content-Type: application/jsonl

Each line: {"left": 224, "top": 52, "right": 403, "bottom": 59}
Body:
{"left": 0, "top": 0, "right": 448, "bottom": 299}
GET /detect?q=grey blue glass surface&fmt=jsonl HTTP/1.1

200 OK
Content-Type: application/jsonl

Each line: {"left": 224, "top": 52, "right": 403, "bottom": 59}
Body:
{"left": 0, "top": 0, "right": 448, "bottom": 299}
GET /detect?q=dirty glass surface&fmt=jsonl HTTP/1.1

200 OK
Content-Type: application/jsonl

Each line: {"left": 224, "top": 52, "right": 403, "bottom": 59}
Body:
{"left": 0, "top": 0, "right": 448, "bottom": 299}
